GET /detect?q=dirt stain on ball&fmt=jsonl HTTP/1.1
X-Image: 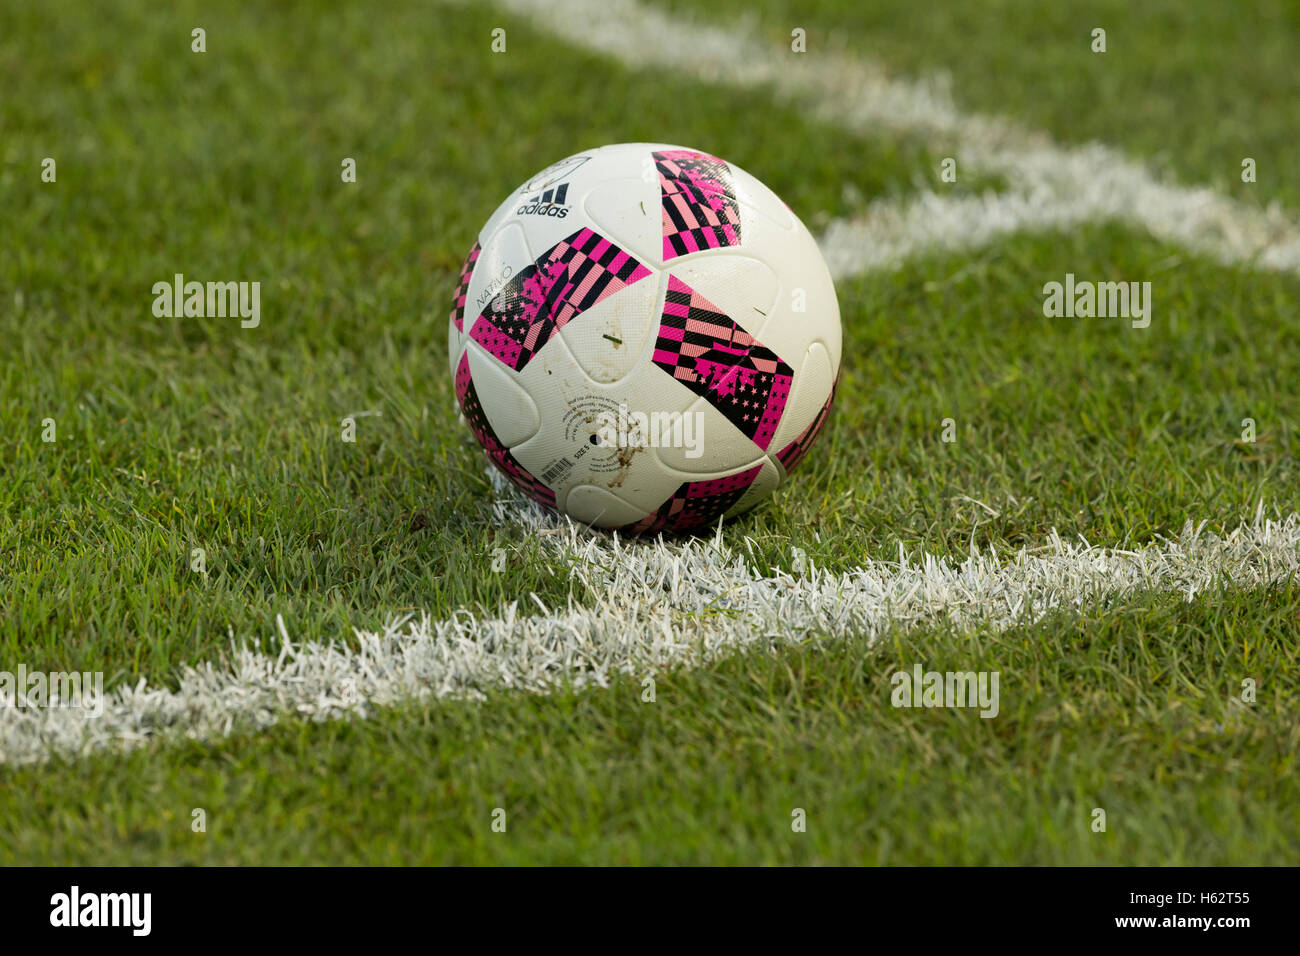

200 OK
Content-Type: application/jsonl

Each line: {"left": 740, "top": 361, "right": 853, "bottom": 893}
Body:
{"left": 607, "top": 444, "right": 643, "bottom": 488}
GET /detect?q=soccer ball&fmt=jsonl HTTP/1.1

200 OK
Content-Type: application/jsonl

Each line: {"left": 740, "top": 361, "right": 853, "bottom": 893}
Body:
{"left": 449, "top": 143, "right": 841, "bottom": 533}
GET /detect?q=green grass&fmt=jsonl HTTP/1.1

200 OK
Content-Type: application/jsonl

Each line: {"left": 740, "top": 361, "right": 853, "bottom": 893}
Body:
{"left": 0, "top": 0, "right": 982, "bottom": 678}
{"left": 753, "top": 223, "right": 1300, "bottom": 578}
{"left": 652, "top": 0, "right": 1300, "bottom": 209}
{"left": 1, "top": 0, "right": 1298, "bottom": 864}
{"left": 2, "top": 584, "right": 1296, "bottom": 864}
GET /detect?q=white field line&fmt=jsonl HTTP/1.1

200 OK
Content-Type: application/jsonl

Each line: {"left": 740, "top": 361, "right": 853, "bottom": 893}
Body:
{"left": 493, "top": 0, "right": 1300, "bottom": 278}
{"left": 3, "top": 485, "right": 1299, "bottom": 765}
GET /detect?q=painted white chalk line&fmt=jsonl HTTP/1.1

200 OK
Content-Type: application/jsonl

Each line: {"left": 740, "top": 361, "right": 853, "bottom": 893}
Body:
{"left": 492, "top": 0, "right": 1300, "bottom": 278}
{"left": 4, "top": 484, "right": 1298, "bottom": 765}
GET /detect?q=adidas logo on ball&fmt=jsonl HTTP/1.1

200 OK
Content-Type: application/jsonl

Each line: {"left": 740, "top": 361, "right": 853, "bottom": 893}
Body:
{"left": 516, "top": 182, "right": 570, "bottom": 218}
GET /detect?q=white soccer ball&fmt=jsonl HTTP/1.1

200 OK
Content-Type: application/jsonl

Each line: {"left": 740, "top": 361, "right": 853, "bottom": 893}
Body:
{"left": 449, "top": 143, "right": 841, "bottom": 533}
